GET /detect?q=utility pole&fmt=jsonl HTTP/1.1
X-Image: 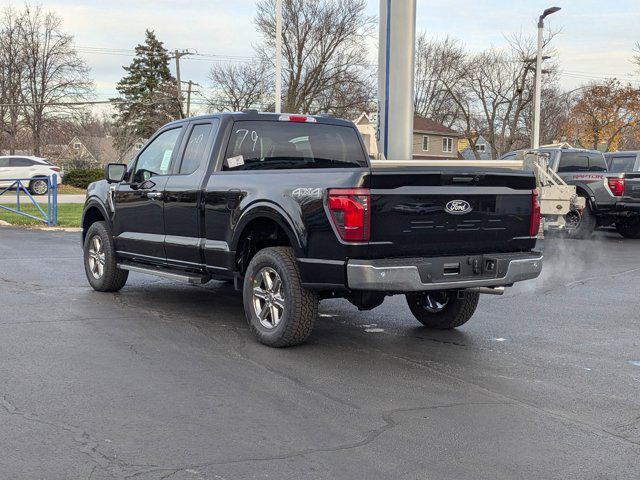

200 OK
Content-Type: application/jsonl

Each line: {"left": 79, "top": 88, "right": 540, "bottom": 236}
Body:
{"left": 275, "top": 0, "right": 283, "bottom": 113}
{"left": 533, "top": 6, "right": 561, "bottom": 149}
{"left": 173, "top": 49, "right": 191, "bottom": 118}
{"left": 186, "top": 80, "right": 193, "bottom": 117}
{"left": 181, "top": 80, "right": 201, "bottom": 117}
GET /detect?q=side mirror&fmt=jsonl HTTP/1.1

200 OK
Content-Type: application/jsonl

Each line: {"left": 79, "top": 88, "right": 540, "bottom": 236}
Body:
{"left": 105, "top": 163, "right": 127, "bottom": 183}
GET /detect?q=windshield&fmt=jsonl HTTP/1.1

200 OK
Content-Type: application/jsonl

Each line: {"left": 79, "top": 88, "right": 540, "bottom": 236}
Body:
{"left": 224, "top": 121, "right": 367, "bottom": 171}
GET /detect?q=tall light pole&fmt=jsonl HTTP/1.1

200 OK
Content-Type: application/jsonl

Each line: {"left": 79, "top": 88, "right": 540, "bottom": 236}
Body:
{"left": 532, "top": 6, "right": 561, "bottom": 149}
{"left": 275, "top": 0, "right": 283, "bottom": 113}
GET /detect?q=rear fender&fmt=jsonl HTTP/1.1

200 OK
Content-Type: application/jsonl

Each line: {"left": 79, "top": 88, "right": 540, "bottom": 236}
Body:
{"left": 231, "top": 202, "right": 304, "bottom": 257}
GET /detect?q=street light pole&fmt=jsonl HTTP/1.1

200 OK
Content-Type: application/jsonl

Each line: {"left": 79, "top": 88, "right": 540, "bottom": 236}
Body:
{"left": 275, "top": 0, "right": 283, "bottom": 113}
{"left": 532, "top": 6, "right": 560, "bottom": 149}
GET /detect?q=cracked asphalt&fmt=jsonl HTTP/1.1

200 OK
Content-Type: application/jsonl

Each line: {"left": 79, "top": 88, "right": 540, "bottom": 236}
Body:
{"left": 1, "top": 226, "right": 639, "bottom": 479}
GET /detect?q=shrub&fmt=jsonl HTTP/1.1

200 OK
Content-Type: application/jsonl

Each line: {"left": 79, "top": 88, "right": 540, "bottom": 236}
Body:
{"left": 63, "top": 168, "right": 104, "bottom": 189}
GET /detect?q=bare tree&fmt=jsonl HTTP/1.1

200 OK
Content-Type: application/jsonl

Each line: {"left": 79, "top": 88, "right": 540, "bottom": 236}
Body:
{"left": 255, "top": 0, "right": 375, "bottom": 116}
{"left": 207, "top": 61, "right": 270, "bottom": 112}
{"left": 19, "top": 5, "right": 92, "bottom": 155}
{"left": 413, "top": 35, "right": 466, "bottom": 128}
{"left": 0, "top": 6, "right": 25, "bottom": 154}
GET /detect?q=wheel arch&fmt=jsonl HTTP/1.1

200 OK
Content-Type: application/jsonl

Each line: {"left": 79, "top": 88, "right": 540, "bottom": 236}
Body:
{"left": 232, "top": 203, "right": 303, "bottom": 254}
{"left": 81, "top": 200, "right": 110, "bottom": 243}
{"left": 232, "top": 203, "right": 304, "bottom": 275}
{"left": 573, "top": 184, "right": 595, "bottom": 209}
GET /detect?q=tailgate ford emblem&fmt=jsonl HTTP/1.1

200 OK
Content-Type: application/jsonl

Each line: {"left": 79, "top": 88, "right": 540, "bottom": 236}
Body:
{"left": 445, "top": 200, "right": 472, "bottom": 215}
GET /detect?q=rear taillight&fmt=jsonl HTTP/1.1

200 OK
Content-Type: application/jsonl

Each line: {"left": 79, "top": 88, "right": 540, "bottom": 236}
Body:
{"left": 607, "top": 177, "right": 625, "bottom": 197}
{"left": 327, "top": 188, "right": 370, "bottom": 242}
{"left": 530, "top": 188, "right": 541, "bottom": 237}
{"left": 50, "top": 167, "right": 61, "bottom": 172}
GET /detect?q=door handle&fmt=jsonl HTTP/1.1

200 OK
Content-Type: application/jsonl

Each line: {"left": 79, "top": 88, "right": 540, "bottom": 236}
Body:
{"left": 146, "top": 191, "right": 163, "bottom": 200}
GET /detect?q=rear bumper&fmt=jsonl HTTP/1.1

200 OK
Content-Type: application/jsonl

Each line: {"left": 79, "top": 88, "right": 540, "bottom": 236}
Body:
{"left": 614, "top": 201, "right": 640, "bottom": 215}
{"left": 347, "top": 252, "right": 543, "bottom": 292}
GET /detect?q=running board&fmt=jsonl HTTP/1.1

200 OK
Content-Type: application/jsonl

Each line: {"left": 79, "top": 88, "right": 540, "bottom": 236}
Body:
{"left": 118, "top": 263, "right": 210, "bottom": 284}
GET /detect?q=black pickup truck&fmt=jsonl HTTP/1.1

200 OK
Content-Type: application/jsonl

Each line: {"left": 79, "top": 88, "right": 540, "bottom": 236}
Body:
{"left": 82, "top": 111, "right": 543, "bottom": 347}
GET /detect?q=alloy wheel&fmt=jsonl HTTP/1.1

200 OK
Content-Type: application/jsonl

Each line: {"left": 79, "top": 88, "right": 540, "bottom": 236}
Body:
{"left": 32, "top": 180, "right": 48, "bottom": 195}
{"left": 87, "top": 235, "right": 106, "bottom": 279}
{"left": 420, "top": 292, "right": 450, "bottom": 313}
{"left": 252, "top": 267, "right": 285, "bottom": 329}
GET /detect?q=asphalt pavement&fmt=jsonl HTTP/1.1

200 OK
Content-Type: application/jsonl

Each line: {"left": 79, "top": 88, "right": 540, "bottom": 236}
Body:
{"left": 1, "top": 226, "right": 639, "bottom": 479}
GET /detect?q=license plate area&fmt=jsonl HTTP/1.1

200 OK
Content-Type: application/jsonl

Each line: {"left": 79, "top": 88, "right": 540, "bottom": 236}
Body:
{"left": 416, "top": 255, "right": 505, "bottom": 283}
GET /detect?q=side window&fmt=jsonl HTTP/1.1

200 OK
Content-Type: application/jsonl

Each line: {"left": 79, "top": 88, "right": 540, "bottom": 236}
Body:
{"left": 501, "top": 152, "right": 516, "bottom": 160}
{"left": 587, "top": 154, "right": 608, "bottom": 172}
{"left": 0, "top": 158, "right": 9, "bottom": 168}
{"left": 178, "top": 121, "right": 217, "bottom": 175}
{"left": 557, "top": 153, "right": 588, "bottom": 172}
{"left": 132, "top": 128, "right": 182, "bottom": 183}
{"left": 10, "top": 158, "right": 34, "bottom": 167}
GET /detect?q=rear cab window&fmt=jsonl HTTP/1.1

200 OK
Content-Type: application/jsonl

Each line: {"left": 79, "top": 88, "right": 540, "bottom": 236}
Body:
{"left": 608, "top": 155, "right": 637, "bottom": 173}
{"left": 223, "top": 120, "right": 367, "bottom": 171}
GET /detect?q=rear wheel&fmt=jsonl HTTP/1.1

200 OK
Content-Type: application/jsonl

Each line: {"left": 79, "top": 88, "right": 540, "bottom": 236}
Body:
{"left": 566, "top": 197, "right": 596, "bottom": 239}
{"left": 405, "top": 290, "right": 479, "bottom": 329}
{"left": 83, "top": 221, "right": 129, "bottom": 292}
{"left": 29, "top": 178, "right": 48, "bottom": 195}
{"left": 616, "top": 217, "right": 640, "bottom": 239}
{"left": 243, "top": 247, "right": 318, "bottom": 347}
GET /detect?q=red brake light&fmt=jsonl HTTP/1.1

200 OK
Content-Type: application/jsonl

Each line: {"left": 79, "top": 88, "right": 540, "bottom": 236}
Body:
{"left": 278, "top": 114, "right": 316, "bottom": 123}
{"left": 50, "top": 167, "right": 61, "bottom": 172}
{"left": 327, "top": 188, "right": 370, "bottom": 242}
{"left": 530, "top": 188, "right": 541, "bottom": 237}
{"left": 607, "top": 177, "right": 625, "bottom": 197}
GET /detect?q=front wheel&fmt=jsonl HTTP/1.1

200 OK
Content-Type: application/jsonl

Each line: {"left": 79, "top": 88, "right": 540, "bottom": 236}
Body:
{"left": 29, "top": 178, "right": 49, "bottom": 195}
{"left": 405, "top": 290, "right": 480, "bottom": 329}
{"left": 616, "top": 218, "right": 640, "bottom": 239}
{"left": 243, "top": 247, "right": 318, "bottom": 347}
{"left": 83, "top": 221, "right": 129, "bottom": 292}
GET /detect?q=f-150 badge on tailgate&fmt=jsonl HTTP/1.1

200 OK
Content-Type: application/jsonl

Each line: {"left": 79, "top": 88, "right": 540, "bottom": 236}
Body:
{"left": 445, "top": 199, "right": 472, "bottom": 215}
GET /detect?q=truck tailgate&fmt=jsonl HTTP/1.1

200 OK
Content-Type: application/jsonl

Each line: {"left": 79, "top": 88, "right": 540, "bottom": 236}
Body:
{"left": 368, "top": 168, "right": 537, "bottom": 257}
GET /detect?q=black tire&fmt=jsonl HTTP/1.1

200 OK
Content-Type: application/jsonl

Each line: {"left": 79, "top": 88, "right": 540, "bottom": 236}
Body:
{"left": 83, "top": 221, "right": 129, "bottom": 292}
{"left": 567, "top": 197, "right": 596, "bottom": 239}
{"left": 243, "top": 247, "right": 318, "bottom": 347}
{"left": 616, "top": 218, "right": 640, "bottom": 239}
{"left": 405, "top": 290, "right": 480, "bottom": 329}
{"left": 29, "top": 178, "right": 49, "bottom": 196}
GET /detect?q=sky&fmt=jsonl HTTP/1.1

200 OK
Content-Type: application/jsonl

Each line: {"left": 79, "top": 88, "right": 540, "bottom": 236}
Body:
{"left": 8, "top": 0, "right": 640, "bottom": 114}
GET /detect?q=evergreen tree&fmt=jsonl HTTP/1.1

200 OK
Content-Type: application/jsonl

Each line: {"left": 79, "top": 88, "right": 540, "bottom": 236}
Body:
{"left": 112, "top": 30, "right": 181, "bottom": 154}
